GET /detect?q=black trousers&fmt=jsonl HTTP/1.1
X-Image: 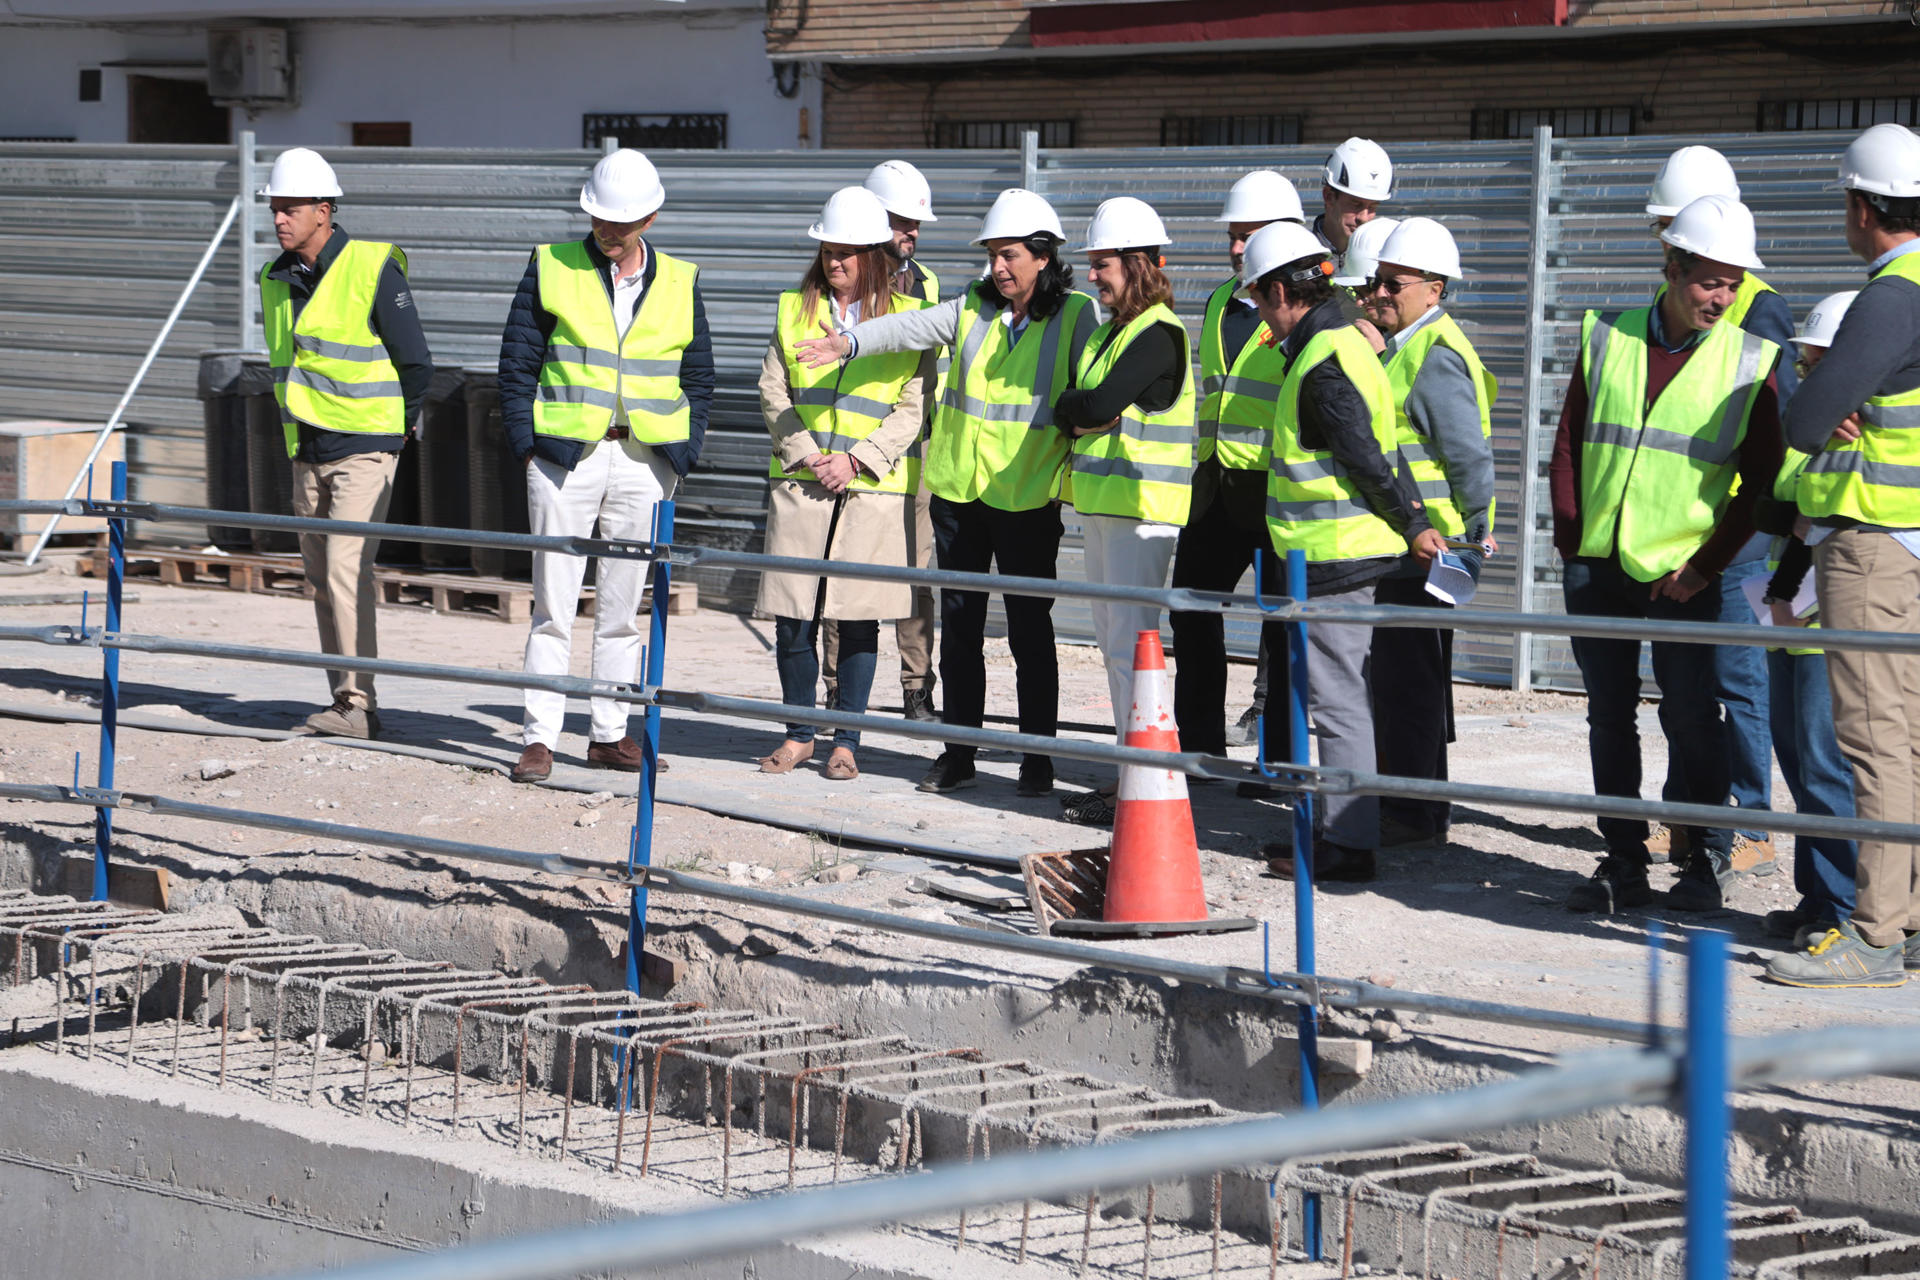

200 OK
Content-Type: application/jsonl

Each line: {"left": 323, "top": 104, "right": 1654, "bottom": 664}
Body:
{"left": 1369, "top": 573, "right": 1456, "bottom": 834}
{"left": 1169, "top": 462, "right": 1273, "bottom": 755}
{"left": 929, "top": 494, "right": 1062, "bottom": 764}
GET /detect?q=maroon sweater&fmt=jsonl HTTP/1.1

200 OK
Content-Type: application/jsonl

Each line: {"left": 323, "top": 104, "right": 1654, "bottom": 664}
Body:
{"left": 1549, "top": 332, "right": 1784, "bottom": 578}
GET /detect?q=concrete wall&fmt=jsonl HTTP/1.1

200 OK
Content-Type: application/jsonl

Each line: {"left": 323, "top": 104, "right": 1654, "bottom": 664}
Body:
{"left": 0, "top": 6, "right": 820, "bottom": 150}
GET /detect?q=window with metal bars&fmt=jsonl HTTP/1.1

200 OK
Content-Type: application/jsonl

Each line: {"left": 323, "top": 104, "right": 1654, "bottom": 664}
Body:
{"left": 582, "top": 113, "right": 727, "bottom": 150}
{"left": 1469, "top": 106, "right": 1634, "bottom": 140}
{"left": 931, "top": 119, "right": 1075, "bottom": 149}
{"left": 1160, "top": 114, "right": 1302, "bottom": 147}
{"left": 1758, "top": 97, "right": 1920, "bottom": 132}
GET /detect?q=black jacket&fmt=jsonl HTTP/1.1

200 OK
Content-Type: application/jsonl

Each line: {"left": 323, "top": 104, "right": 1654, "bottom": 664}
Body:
{"left": 496, "top": 236, "right": 714, "bottom": 477}
{"left": 264, "top": 226, "right": 435, "bottom": 464}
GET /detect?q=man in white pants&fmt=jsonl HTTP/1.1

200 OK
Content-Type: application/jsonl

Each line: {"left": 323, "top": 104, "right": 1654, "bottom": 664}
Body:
{"left": 495, "top": 149, "right": 714, "bottom": 782}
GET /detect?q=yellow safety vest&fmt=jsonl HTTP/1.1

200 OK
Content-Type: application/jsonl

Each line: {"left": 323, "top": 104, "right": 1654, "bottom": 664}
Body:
{"left": 924, "top": 290, "right": 1097, "bottom": 511}
{"left": 1199, "top": 279, "right": 1290, "bottom": 472}
{"left": 1576, "top": 306, "right": 1777, "bottom": 581}
{"left": 532, "top": 240, "right": 696, "bottom": 445}
{"left": 771, "top": 290, "right": 931, "bottom": 495}
{"left": 1795, "top": 252, "right": 1920, "bottom": 528}
{"left": 1066, "top": 303, "right": 1197, "bottom": 524}
{"left": 260, "top": 239, "right": 408, "bottom": 459}
{"left": 1266, "top": 324, "right": 1406, "bottom": 562}
{"left": 1382, "top": 311, "right": 1498, "bottom": 539}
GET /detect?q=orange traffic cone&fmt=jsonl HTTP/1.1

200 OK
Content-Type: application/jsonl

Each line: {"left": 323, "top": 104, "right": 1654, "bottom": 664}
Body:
{"left": 1104, "top": 629, "right": 1210, "bottom": 924}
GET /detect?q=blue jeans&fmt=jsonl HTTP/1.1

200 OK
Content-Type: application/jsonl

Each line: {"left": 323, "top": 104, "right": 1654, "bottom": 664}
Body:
{"left": 1563, "top": 557, "right": 1732, "bottom": 869}
{"left": 774, "top": 617, "right": 877, "bottom": 750}
{"left": 1663, "top": 553, "right": 1773, "bottom": 840}
{"left": 1767, "top": 645, "right": 1858, "bottom": 923}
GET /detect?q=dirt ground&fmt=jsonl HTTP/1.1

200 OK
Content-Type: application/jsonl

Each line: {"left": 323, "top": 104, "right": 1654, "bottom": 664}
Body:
{"left": 0, "top": 544, "right": 1909, "bottom": 1057}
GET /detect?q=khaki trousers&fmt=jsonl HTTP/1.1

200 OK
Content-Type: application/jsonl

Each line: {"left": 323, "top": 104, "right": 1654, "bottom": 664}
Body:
{"left": 824, "top": 486, "right": 937, "bottom": 694}
{"left": 1816, "top": 527, "right": 1920, "bottom": 948}
{"left": 292, "top": 452, "right": 399, "bottom": 712}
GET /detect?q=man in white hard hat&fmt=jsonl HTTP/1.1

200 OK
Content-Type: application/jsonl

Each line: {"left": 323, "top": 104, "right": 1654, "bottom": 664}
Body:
{"left": 1314, "top": 138, "right": 1393, "bottom": 270}
{"left": 1550, "top": 194, "right": 1785, "bottom": 916}
{"left": 1358, "top": 217, "right": 1497, "bottom": 853}
{"left": 497, "top": 148, "right": 714, "bottom": 784}
{"left": 1643, "top": 144, "right": 1801, "bottom": 880}
{"left": 1169, "top": 170, "right": 1303, "bottom": 765}
{"left": 1767, "top": 122, "right": 1920, "bottom": 989}
{"left": 258, "top": 146, "right": 434, "bottom": 740}
{"left": 819, "top": 159, "right": 943, "bottom": 724}
{"left": 1242, "top": 221, "right": 1432, "bottom": 883}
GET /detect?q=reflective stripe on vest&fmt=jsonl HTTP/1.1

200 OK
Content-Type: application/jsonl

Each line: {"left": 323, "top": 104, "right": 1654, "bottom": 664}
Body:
{"left": 533, "top": 241, "right": 696, "bottom": 445}
{"left": 770, "top": 290, "right": 930, "bottom": 495}
{"left": 923, "top": 290, "right": 1097, "bottom": 511}
{"left": 1796, "top": 253, "right": 1920, "bottom": 528}
{"left": 259, "top": 239, "right": 408, "bottom": 459}
{"left": 1265, "top": 324, "right": 1406, "bottom": 562}
{"left": 1576, "top": 306, "right": 1776, "bottom": 581}
{"left": 1199, "top": 278, "right": 1290, "bottom": 472}
{"left": 1066, "top": 303, "right": 1197, "bottom": 524}
{"left": 1382, "top": 311, "right": 1498, "bottom": 539}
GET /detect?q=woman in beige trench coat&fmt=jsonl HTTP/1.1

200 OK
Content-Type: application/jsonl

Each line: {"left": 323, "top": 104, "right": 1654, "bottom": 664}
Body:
{"left": 755, "top": 186, "right": 937, "bottom": 781}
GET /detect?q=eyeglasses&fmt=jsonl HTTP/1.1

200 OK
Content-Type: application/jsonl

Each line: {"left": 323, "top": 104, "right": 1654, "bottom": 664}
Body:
{"left": 1366, "top": 275, "right": 1438, "bottom": 297}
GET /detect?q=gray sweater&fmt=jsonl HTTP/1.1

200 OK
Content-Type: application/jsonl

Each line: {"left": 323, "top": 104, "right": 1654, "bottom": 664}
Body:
{"left": 1784, "top": 254, "right": 1920, "bottom": 458}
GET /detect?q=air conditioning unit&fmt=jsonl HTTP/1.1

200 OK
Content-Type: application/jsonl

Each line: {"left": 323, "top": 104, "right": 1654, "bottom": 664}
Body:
{"left": 208, "top": 27, "right": 291, "bottom": 104}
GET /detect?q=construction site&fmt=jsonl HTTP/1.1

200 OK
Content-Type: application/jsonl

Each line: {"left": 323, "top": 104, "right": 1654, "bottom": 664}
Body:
{"left": 4, "top": 49, "right": 1920, "bottom": 1280}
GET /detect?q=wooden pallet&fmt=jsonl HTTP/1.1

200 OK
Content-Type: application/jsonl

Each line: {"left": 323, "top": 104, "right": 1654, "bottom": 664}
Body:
{"left": 376, "top": 572, "right": 697, "bottom": 624}
{"left": 87, "top": 547, "right": 311, "bottom": 598}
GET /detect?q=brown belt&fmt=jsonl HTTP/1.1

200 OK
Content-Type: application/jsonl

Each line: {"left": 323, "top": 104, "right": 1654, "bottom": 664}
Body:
{"left": 604, "top": 425, "right": 631, "bottom": 440}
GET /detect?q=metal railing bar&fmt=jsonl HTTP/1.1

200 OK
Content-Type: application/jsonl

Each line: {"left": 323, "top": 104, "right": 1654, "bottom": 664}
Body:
{"left": 265, "top": 1023, "right": 1920, "bottom": 1280}
{"left": 0, "top": 779, "right": 1656, "bottom": 1044}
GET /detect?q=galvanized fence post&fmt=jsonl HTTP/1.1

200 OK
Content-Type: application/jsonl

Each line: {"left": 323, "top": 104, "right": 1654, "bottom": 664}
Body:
{"left": 624, "top": 499, "right": 676, "bottom": 996}
{"left": 1512, "top": 124, "right": 1554, "bottom": 692}
{"left": 1021, "top": 130, "right": 1040, "bottom": 194}
{"left": 1684, "top": 930, "right": 1729, "bottom": 1280}
{"left": 1284, "top": 547, "right": 1321, "bottom": 1259}
{"left": 237, "top": 129, "right": 258, "bottom": 349}
{"left": 91, "top": 460, "right": 128, "bottom": 901}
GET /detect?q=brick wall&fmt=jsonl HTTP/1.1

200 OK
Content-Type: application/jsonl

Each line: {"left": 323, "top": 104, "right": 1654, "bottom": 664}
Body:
{"left": 816, "top": 27, "right": 1920, "bottom": 149}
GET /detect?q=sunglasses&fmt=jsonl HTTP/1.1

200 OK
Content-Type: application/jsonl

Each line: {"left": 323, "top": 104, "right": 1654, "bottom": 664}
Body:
{"left": 1366, "top": 275, "right": 1437, "bottom": 297}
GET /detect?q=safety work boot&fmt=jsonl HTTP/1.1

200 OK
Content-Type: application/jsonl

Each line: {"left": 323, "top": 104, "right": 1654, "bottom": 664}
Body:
{"left": 304, "top": 697, "right": 379, "bottom": 740}
{"left": 917, "top": 751, "right": 977, "bottom": 794}
{"left": 1643, "top": 824, "right": 1688, "bottom": 866}
{"left": 1766, "top": 923, "right": 1906, "bottom": 988}
{"left": 1730, "top": 834, "right": 1778, "bottom": 878}
{"left": 1564, "top": 856, "right": 1655, "bottom": 914}
{"left": 901, "top": 687, "right": 938, "bottom": 723}
{"left": 1666, "top": 854, "right": 1735, "bottom": 913}
{"left": 1905, "top": 931, "right": 1920, "bottom": 972}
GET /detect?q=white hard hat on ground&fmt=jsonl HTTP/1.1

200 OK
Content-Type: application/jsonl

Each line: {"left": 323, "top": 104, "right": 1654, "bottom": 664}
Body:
{"left": 1239, "top": 222, "right": 1334, "bottom": 291}
{"left": 1835, "top": 123, "right": 1920, "bottom": 200}
{"left": 1797, "top": 291, "right": 1859, "bottom": 350}
{"left": 1080, "top": 196, "right": 1169, "bottom": 254}
{"left": 1646, "top": 145, "right": 1741, "bottom": 218}
{"left": 1323, "top": 138, "right": 1394, "bottom": 201}
{"left": 808, "top": 186, "right": 893, "bottom": 246}
{"left": 259, "top": 147, "right": 341, "bottom": 199}
{"left": 1217, "top": 170, "right": 1305, "bottom": 224}
{"left": 1332, "top": 216, "right": 1401, "bottom": 286}
{"left": 1375, "top": 216, "right": 1464, "bottom": 281}
{"left": 863, "top": 160, "right": 938, "bottom": 222}
{"left": 1659, "top": 194, "right": 1766, "bottom": 271}
{"left": 580, "top": 149, "right": 665, "bottom": 222}
{"left": 972, "top": 188, "right": 1066, "bottom": 244}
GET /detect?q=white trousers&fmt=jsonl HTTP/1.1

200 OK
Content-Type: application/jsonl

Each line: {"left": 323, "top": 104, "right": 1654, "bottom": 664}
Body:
{"left": 522, "top": 439, "right": 677, "bottom": 747}
{"left": 1079, "top": 513, "right": 1179, "bottom": 738}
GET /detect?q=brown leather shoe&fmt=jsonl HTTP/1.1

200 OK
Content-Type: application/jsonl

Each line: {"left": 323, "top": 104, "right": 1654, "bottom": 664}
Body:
{"left": 587, "top": 735, "right": 648, "bottom": 772}
{"left": 511, "top": 742, "right": 552, "bottom": 784}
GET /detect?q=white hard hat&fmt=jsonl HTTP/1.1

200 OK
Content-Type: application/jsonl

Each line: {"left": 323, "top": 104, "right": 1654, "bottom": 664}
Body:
{"left": 863, "top": 159, "right": 938, "bottom": 222}
{"left": 580, "top": 149, "right": 665, "bottom": 222}
{"left": 1835, "top": 123, "right": 1920, "bottom": 200}
{"left": 1645, "top": 146, "right": 1741, "bottom": 218}
{"left": 1375, "top": 216, "right": 1464, "bottom": 281}
{"left": 972, "top": 188, "right": 1066, "bottom": 245}
{"left": 1331, "top": 216, "right": 1400, "bottom": 286}
{"left": 1217, "top": 169, "right": 1304, "bottom": 224}
{"left": 808, "top": 186, "right": 893, "bottom": 246}
{"left": 259, "top": 147, "right": 341, "bottom": 199}
{"left": 1322, "top": 137, "right": 1394, "bottom": 201}
{"left": 1658, "top": 194, "right": 1766, "bottom": 271}
{"left": 1797, "top": 290, "right": 1859, "bottom": 351}
{"left": 1079, "top": 196, "right": 1169, "bottom": 254}
{"left": 1239, "top": 221, "right": 1334, "bottom": 291}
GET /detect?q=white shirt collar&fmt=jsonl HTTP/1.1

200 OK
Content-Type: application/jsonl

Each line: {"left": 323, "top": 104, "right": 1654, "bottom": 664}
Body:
{"left": 1868, "top": 238, "right": 1920, "bottom": 275}
{"left": 1384, "top": 304, "right": 1444, "bottom": 356}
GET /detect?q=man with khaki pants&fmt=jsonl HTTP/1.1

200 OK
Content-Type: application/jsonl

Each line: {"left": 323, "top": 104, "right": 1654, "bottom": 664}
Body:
{"left": 1767, "top": 123, "right": 1920, "bottom": 988}
{"left": 258, "top": 147, "right": 433, "bottom": 739}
